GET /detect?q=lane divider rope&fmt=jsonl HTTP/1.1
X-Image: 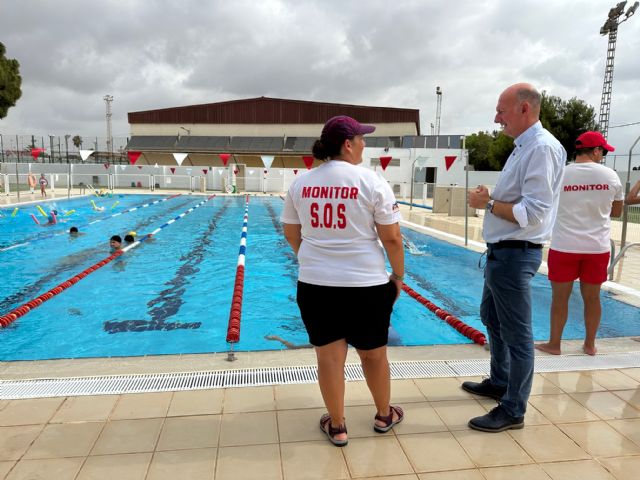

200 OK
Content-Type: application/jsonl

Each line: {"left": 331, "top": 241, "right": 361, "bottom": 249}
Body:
{"left": 0, "top": 195, "right": 215, "bottom": 329}
{"left": 402, "top": 283, "right": 487, "bottom": 345}
{"left": 0, "top": 194, "right": 182, "bottom": 253}
{"left": 226, "top": 195, "right": 250, "bottom": 358}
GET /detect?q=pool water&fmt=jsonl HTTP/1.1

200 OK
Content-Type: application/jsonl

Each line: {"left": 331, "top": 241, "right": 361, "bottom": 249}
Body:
{"left": 0, "top": 194, "right": 638, "bottom": 361}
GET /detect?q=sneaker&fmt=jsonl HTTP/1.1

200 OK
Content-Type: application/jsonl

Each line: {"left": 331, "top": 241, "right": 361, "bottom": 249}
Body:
{"left": 461, "top": 378, "right": 506, "bottom": 400}
{"left": 468, "top": 405, "right": 524, "bottom": 433}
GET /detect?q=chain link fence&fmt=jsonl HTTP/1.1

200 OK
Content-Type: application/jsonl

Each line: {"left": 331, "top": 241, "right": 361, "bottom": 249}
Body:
{"left": 0, "top": 134, "right": 130, "bottom": 164}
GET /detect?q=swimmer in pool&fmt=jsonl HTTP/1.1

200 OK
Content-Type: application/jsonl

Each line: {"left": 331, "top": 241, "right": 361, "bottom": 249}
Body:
{"left": 110, "top": 235, "right": 122, "bottom": 253}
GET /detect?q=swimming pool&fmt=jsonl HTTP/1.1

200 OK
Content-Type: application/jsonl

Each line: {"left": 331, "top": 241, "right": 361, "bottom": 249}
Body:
{"left": 0, "top": 194, "right": 638, "bottom": 361}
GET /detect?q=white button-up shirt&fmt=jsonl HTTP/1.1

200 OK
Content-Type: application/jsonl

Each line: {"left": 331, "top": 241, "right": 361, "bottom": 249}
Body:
{"left": 483, "top": 121, "right": 566, "bottom": 244}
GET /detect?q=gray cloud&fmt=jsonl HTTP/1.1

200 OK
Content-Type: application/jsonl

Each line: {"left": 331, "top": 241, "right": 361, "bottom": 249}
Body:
{"left": 1, "top": 0, "right": 639, "bottom": 161}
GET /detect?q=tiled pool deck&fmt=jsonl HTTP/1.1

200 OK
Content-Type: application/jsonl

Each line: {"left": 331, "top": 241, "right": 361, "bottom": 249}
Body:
{"left": 1, "top": 192, "right": 639, "bottom": 479}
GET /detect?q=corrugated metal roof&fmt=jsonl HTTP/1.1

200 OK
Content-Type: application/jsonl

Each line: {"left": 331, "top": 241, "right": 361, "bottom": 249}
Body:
{"left": 128, "top": 97, "right": 420, "bottom": 134}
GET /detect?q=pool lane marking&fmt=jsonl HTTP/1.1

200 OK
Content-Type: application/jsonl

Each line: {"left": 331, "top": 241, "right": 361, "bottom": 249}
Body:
{"left": 226, "top": 195, "right": 250, "bottom": 346}
{"left": 0, "top": 196, "right": 202, "bottom": 315}
{"left": 105, "top": 197, "right": 232, "bottom": 334}
{"left": 121, "top": 194, "right": 216, "bottom": 252}
{"left": 0, "top": 194, "right": 183, "bottom": 253}
{"left": 0, "top": 194, "right": 216, "bottom": 329}
{"left": 401, "top": 282, "right": 487, "bottom": 345}
{"left": 87, "top": 193, "right": 182, "bottom": 225}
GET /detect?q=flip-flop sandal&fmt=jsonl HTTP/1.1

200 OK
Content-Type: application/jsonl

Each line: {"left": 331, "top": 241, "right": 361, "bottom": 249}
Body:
{"left": 319, "top": 413, "right": 348, "bottom": 447}
{"left": 374, "top": 405, "right": 404, "bottom": 433}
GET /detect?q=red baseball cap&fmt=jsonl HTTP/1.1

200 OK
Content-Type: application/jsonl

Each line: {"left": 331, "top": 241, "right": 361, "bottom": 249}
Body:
{"left": 321, "top": 116, "right": 376, "bottom": 145}
{"left": 575, "top": 131, "right": 615, "bottom": 152}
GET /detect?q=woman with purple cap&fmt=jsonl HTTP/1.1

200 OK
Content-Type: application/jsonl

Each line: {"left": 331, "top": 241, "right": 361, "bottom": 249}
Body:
{"left": 537, "top": 131, "right": 623, "bottom": 356}
{"left": 281, "top": 115, "right": 404, "bottom": 446}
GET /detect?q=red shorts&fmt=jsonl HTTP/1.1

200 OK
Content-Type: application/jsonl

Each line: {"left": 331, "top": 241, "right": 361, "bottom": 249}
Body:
{"left": 547, "top": 249, "right": 610, "bottom": 284}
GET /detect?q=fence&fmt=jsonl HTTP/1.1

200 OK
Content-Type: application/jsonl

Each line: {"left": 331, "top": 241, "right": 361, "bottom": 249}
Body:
{"left": 3, "top": 163, "right": 640, "bottom": 246}
{"left": 0, "top": 135, "right": 130, "bottom": 164}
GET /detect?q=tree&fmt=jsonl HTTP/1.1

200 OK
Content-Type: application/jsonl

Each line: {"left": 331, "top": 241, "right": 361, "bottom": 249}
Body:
{"left": 72, "top": 135, "right": 83, "bottom": 148}
{"left": 0, "top": 42, "right": 22, "bottom": 119}
{"left": 467, "top": 131, "right": 498, "bottom": 171}
{"left": 467, "top": 131, "right": 514, "bottom": 171}
{"left": 467, "top": 92, "right": 598, "bottom": 170}
{"left": 539, "top": 92, "right": 598, "bottom": 159}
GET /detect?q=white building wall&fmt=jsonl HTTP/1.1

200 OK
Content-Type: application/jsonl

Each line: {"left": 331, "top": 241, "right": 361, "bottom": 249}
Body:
{"left": 362, "top": 146, "right": 469, "bottom": 186}
{"left": 130, "top": 122, "right": 418, "bottom": 137}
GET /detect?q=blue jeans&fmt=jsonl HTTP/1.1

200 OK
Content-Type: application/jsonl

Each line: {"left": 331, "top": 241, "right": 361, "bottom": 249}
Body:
{"left": 481, "top": 245, "right": 542, "bottom": 418}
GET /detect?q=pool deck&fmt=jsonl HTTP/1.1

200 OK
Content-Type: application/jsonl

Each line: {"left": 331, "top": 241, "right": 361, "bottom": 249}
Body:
{"left": 1, "top": 191, "right": 640, "bottom": 479}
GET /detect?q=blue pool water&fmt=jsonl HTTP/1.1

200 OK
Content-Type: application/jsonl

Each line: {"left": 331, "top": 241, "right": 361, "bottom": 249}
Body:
{"left": 0, "top": 194, "right": 638, "bottom": 361}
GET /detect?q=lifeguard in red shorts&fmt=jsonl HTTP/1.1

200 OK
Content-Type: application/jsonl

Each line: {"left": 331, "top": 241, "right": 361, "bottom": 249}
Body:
{"left": 537, "top": 132, "right": 623, "bottom": 356}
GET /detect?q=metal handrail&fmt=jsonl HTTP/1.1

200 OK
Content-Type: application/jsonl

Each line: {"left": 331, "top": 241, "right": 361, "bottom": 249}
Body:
{"left": 608, "top": 240, "right": 640, "bottom": 279}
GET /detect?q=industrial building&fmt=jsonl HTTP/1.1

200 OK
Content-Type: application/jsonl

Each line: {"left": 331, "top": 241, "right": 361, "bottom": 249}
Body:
{"left": 126, "top": 97, "right": 467, "bottom": 194}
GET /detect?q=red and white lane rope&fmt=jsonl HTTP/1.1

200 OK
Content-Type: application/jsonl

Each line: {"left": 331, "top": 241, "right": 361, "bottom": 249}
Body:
{"left": 0, "top": 195, "right": 215, "bottom": 329}
{"left": 226, "top": 195, "right": 250, "bottom": 350}
{"left": 402, "top": 283, "right": 487, "bottom": 346}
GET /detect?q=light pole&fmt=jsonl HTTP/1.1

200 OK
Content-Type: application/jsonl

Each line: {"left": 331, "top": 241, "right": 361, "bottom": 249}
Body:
{"left": 461, "top": 136, "right": 469, "bottom": 246}
{"left": 598, "top": 1, "right": 639, "bottom": 138}
{"left": 65, "top": 135, "right": 71, "bottom": 199}
{"left": 0, "top": 134, "right": 4, "bottom": 163}
{"left": 48, "top": 135, "right": 55, "bottom": 163}
{"left": 104, "top": 95, "right": 114, "bottom": 163}
{"left": 65, "top": 135, "right": 70, "bottom": 163}
{"left": 14, "top": 135, "right": 20, "bottom": 200}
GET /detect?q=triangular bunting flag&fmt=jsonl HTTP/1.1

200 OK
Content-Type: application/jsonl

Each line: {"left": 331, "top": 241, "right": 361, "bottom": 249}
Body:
{"left": 302, "top": 156, "right": 314, "bottom": 170}
{"left": 217, "top": 169, "right": 224, "bottom": 175}
{"left": 170, "top": 167, "right": 176, "bottom": 174}
{"left": 445, "top": 156, "right": 457, "bottom": 171}
{"left": 120, "top": 165, "right": 126, "bottom": 171}
{"left": 202, "top": 169, "right": 208, "bottom": 175}
{"left": 233, "top": 169, "right": 238, "bottom": 175}
{"left": 137, "top": 166, "right": 142, "bottom": 169}
{"left": 79, "top": 150, "right": 94, "bottom": 161}
{"left": 261, "top": 155, "right": 274, "bottom": 170}
{"left": 173, "top": 153, "right": 188, "bottom": 166}
{"left": 248, "top": 170, "right": 254, "bottom": 175}
{"left": 219, "top": 153, "right": 231, "bottom": 166}
{"left": 263, "top": 169, "right": 268, "bottom": 175}
{"left": 30, "top": 148, "right": 45, "bottom": 160}
{"left": 293, "top": 169, "right": 298, "bottom": 175}
{"left": 127, "top": 151, "right": 142, "bottom": 165}
{"left": 103, "top": 163, "right": 110, "bottom": 170}
{"left": 154, "top": 163, "right": 158, "bottom": 168}
{"left": 379, "top": 156, "right": 392, "bottom": 171}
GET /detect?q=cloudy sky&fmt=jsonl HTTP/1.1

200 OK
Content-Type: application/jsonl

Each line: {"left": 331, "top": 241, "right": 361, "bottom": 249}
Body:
{"left": 1, "top": 0, "right": 639, "bottom": 165}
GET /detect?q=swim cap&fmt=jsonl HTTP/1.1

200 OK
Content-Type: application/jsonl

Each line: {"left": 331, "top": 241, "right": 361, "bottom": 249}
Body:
{"left": 128, "top": 231, "right": 137, "bottom": 237}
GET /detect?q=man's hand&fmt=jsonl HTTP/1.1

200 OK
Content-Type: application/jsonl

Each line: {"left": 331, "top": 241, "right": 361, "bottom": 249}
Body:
{"left": 468, "top": 185, "right": 490, "bottom": 209}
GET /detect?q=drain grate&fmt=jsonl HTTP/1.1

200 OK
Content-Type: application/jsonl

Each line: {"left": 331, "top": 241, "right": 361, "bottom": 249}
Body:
{"left": 1, "top": 352, "right": 639, "bottom": 400}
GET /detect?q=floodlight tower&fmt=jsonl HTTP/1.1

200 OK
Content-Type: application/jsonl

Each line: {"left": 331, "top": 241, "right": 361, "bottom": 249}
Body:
{"left": 103, "top": 94, "right": 114, "bottom": 161}
{"left": 434, "top": 86, "right": 443, "bottom": 136}
{"left": 598, "top": 1, "right": 639, "bottom": 138}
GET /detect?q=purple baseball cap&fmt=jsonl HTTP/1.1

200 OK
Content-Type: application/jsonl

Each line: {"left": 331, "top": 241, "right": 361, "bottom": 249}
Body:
{"left": 321, "top": 116, "right": 376, "bottom": 145}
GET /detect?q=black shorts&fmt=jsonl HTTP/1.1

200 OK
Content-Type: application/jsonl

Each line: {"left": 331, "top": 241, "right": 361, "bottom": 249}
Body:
{"left": 296, "top": 280, "right": 397, "bottom": 350}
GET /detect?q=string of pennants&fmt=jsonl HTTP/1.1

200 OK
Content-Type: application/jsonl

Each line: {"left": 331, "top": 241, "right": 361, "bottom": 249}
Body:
{"left": 29, "top": 147, "right": 457, "bottom": 173}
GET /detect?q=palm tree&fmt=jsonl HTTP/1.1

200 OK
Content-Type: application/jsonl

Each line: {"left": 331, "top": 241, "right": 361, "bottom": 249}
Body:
{"left": 72, "top": 135, "right": 82, "bottom": 149}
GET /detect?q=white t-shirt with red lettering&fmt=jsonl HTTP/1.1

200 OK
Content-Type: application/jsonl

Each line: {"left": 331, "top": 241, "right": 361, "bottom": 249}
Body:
{"left": 281, "top": 160, "right": 401, "bottom": 287}
{"left": 551, "top": 162, "right": 623, "bottom": 253}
